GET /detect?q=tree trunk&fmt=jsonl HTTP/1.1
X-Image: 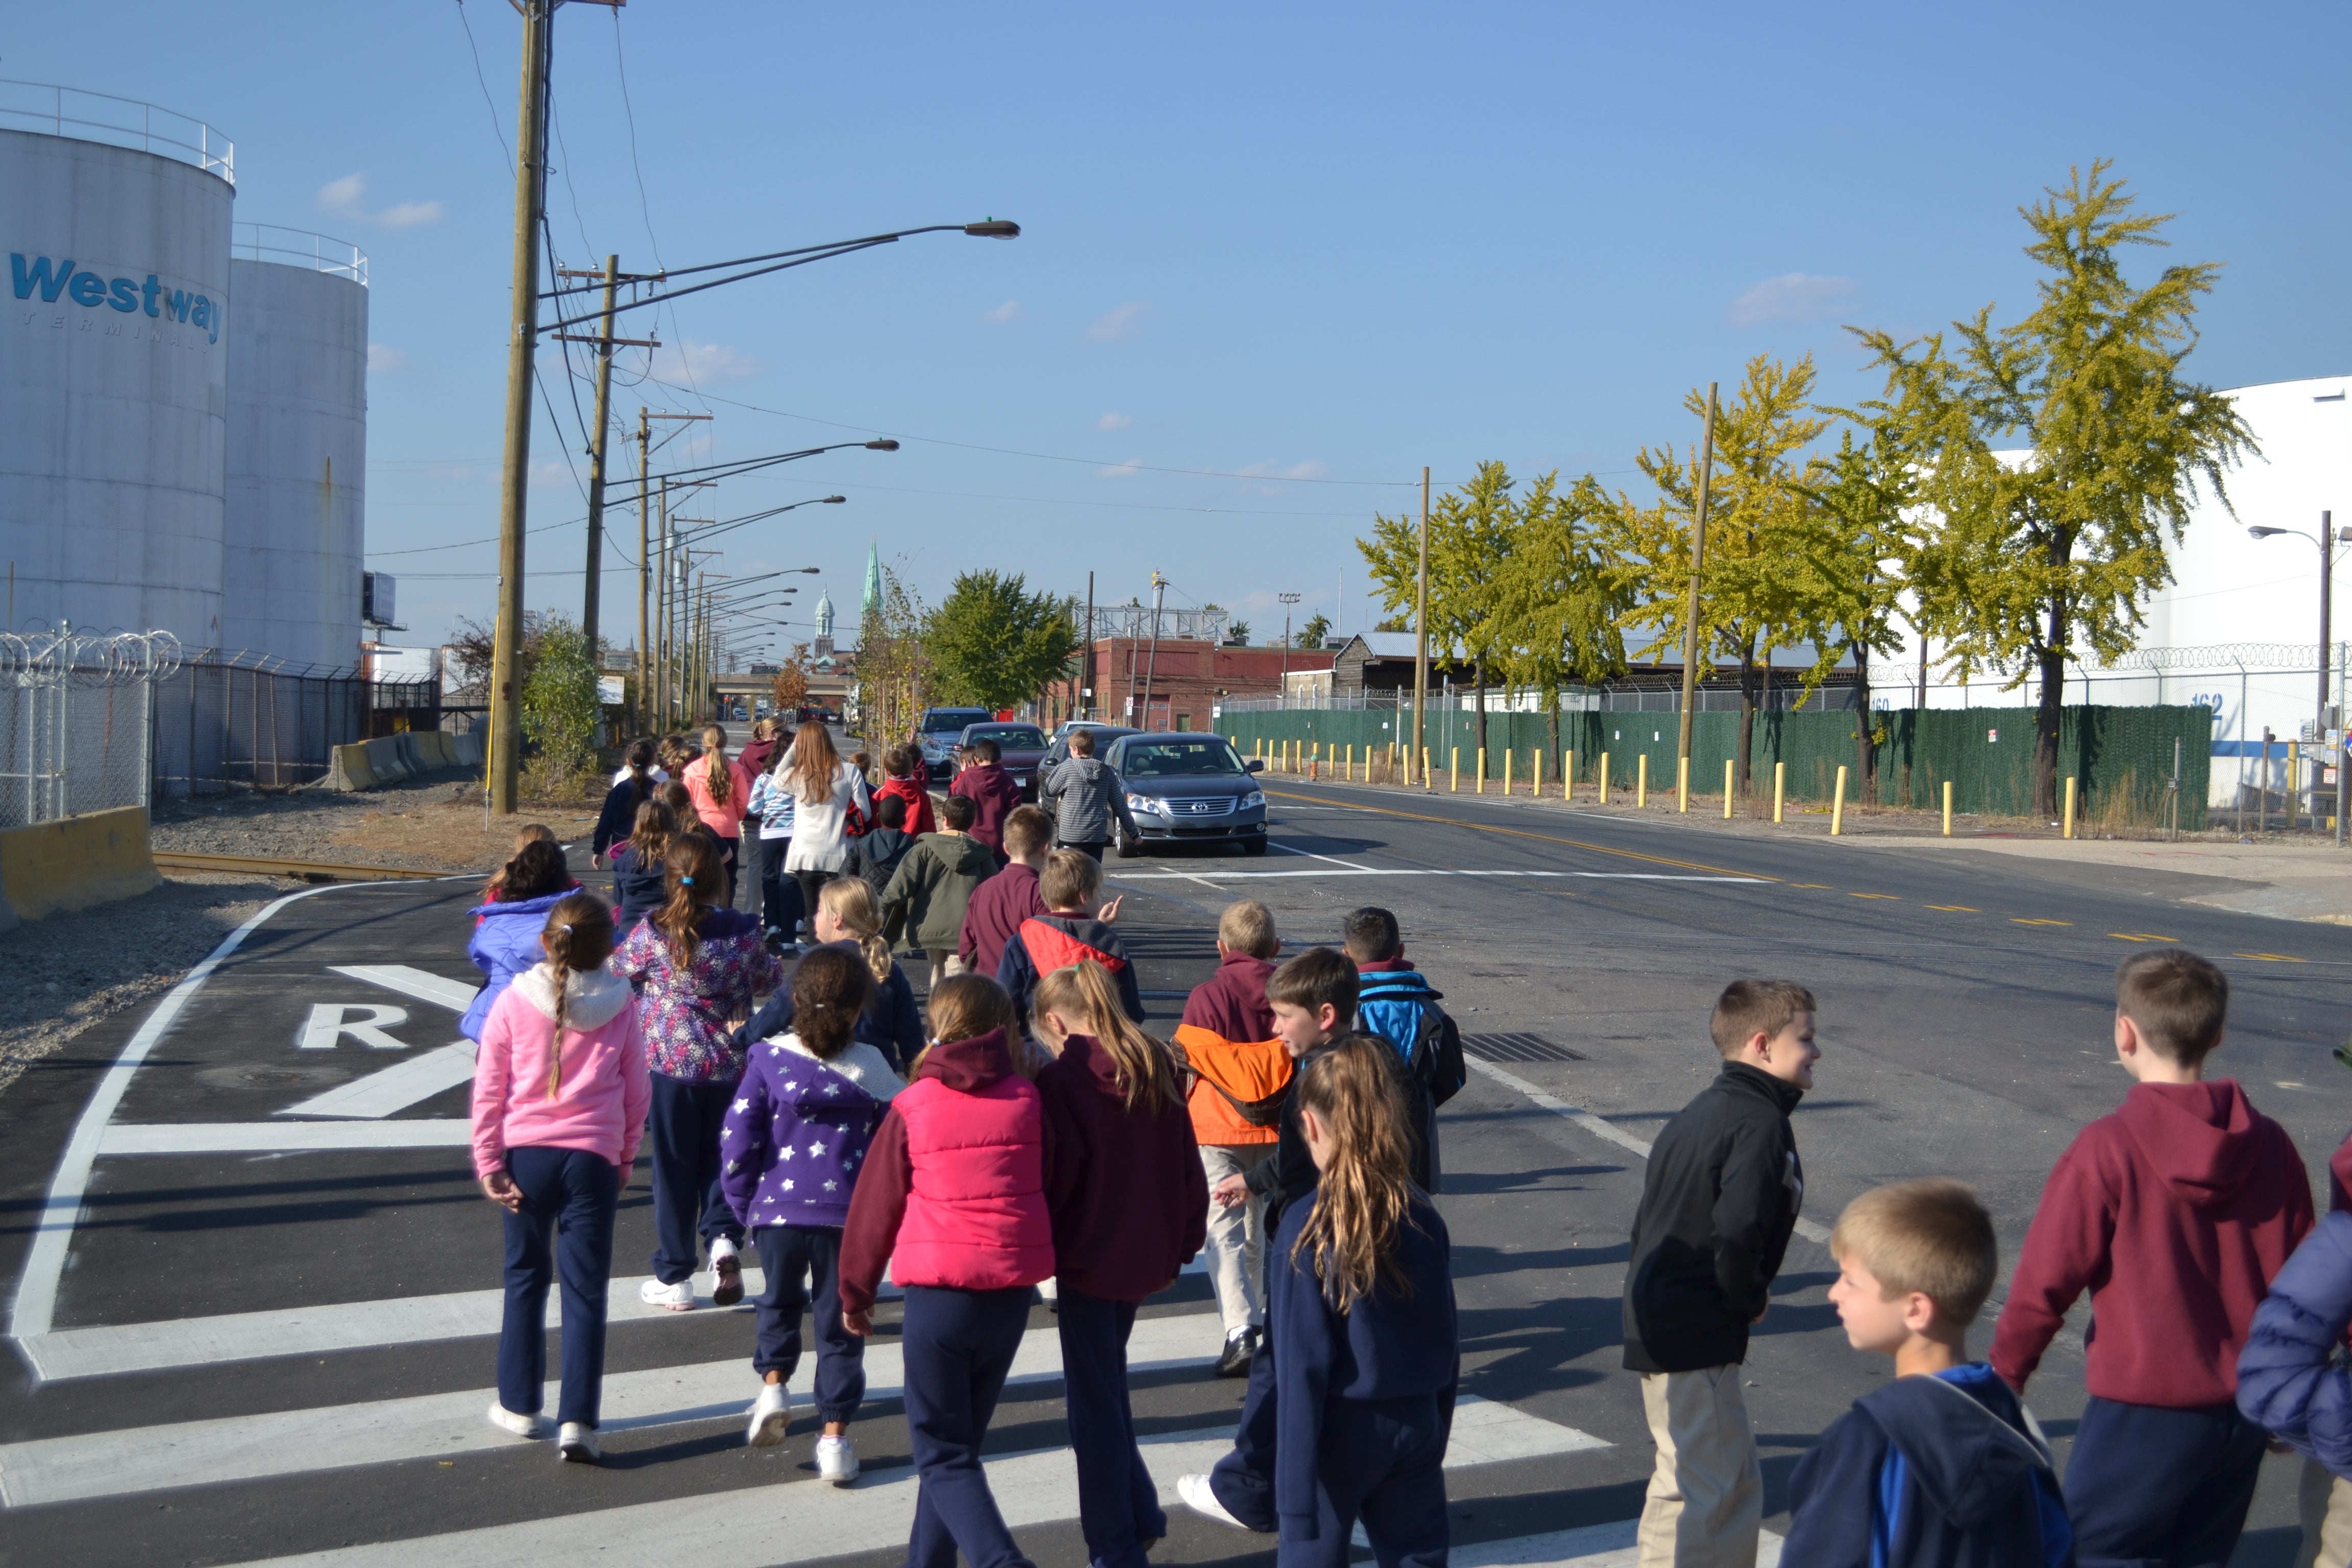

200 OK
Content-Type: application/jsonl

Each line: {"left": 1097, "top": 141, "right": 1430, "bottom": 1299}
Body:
{"left": 2035, "top": 641, "right": 2065, "bottom": 818}
{"left": 1473, "top": 656, "right": 1488, "bottom": 756}
{"left": 1854, "top": 643, "right": 1874, "bottom": 803}
{"left": 1734, "top": 645, "right": 1761, "bottom": 795}
{"left": 1544, "top": 682, "right": 1561, "bottom": 787}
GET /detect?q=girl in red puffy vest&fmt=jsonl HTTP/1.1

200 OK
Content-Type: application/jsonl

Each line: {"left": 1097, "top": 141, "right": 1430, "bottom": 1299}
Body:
{"left": 839, "top": 974, "right": 1052, "bottom": 1568}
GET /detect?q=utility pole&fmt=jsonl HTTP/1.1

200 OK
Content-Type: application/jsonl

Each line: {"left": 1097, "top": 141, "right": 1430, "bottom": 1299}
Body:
{"left": 555, "top": 256, "right": 657, "bottom": 662}
{"left": 635, "top": 410, "right": 650, "bottom": 729}
{"left": 487, "top": 0, "right": 554, "bottom": 814}
{"left": 1676, "top": 382, "right": 1719, "bottom": 771}
{"left": 2320, "top": 510, "right": 2338, "bottom": 739}
{"left": 1083, "top": 571, "right": 1095, "bottom": 721}
{"left": 1412, "top": 465, "right": 1431, "bottom": 790}
{"left": 634, "top": 415, "right": 713, "bottom": 734}
{"left": 1278, "top": 593, "right": 1302, "bottom": 701}
{"left": 1139, "top": 572, "right": 1168, "bottom": 729}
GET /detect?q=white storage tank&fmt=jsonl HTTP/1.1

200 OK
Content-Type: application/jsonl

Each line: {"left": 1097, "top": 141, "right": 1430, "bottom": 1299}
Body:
{"left": 0, "top": 83, "right": 234, "bottom": 645}
{"left": 221, "top": 225, "right": 366, "bottom": 673}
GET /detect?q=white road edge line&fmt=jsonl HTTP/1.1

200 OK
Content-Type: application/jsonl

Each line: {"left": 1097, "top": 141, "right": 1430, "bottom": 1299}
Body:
{"left": 1265, "top": 840, "right": 1381, "bottom": 872}
{"left": 1464, "top": 1057, "right": 1832, "bottom": 1246}
{"left": 6, "top": 880, "right": 450, "bottom": 1357}
{"left": 1108, "top": 870, "right": 1765, "bottom": 881}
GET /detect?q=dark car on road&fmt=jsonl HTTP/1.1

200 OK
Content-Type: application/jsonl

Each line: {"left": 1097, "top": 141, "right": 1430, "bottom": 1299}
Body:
{"left": 1041, "top": 723, "right": 1139, "bottom": 772}
{"left": 916, "top": 706, "right": 993, "bottom": 780}
{"left": 958, "top": 721, "right": 1050, "bottom": 799}
{"left": 1105, "top": 732, "right": 1267, "bottom": 856}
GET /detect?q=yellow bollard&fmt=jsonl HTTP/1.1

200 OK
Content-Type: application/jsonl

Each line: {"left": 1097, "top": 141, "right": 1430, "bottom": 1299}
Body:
{"left": 1677, "top": 754, "right": 1690, "bottom": 814}
{"left": 1723, "top": 758, "right": 1734, "bottom": 820}
{"left": 1450, "top": 747, "right": 1460, "bottom": 793}
{"left": 1637, "top": 753, "right": 1649, "bottom": 809}
{"left": 1534, "top": 748, "right": 1545, "bottom": 797}
{"left": 1599, "top": 752, "right": 1610, "bottom": 803}
{"left": 1345, "top": 743, "right": 1353, "bottom": 781}
{"left": 1476, "top": 747, "right": 1486, "bottom": 795}
{"left": 1422, "top": 747, "right": 1432, "bottom": 789}
{"left": 1943, "top": 779, "right": 1953, "bottom": 837}
{"left": 1773, "top": 761, "right": 1785, "bottom": 824}
{"left": 1832, "top": 764, "right": 1848, "bottom": 836}
{"left": 2063, "top": 775, "right": 2077, "bottom": 839}
{"left": 1504, "top": 749, "right": 1513, "bottom": 796}
{"left": 1564, "top": 749, "right": 1575, "bottom": 800}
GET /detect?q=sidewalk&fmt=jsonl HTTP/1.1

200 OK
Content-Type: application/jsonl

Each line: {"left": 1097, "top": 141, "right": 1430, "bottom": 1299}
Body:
{"left": 1847, "top": 836, "right": 2352, "bottom": 925}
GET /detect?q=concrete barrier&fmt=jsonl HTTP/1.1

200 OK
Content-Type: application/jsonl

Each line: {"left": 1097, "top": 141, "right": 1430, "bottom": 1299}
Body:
{"left": 415, "top": 731, "right": 454, "bottom": 769}
{"left": 327, "top": 730, "right": 483, "bottom": 790}
{"left": 327, "top": 741, "right": 376, "bottom": 792}
{"left": 362, "top": 736, "right": 409, "bottom": 786}
{"left": 0, "top": 806, "right": 162, "bottom": 927}
{"left": 451, "top": 731, "right": 483, "bottom": 768}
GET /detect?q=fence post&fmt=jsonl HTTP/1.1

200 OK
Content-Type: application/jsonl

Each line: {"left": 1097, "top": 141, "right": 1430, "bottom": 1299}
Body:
{"left": 2290, "top": 740, "right": 2300, "bottom": 831}
{"left": 1637, "top": 753, "right": 1648, "bottom": 809}
{"left": 1723, "top": 758, "right": 1734, "bottom": 819}
{"left": 1943, "top": 779, "right": 1953, "bottom": 838}
{"left": 2063, "top": 775, "right": 2077, "bottom": 840}
{"left": 1773, "top": 761, "right": 1785, "bottom": 824}
{"left": 1832, "top": 764, "right": 1848, "bottom": 835}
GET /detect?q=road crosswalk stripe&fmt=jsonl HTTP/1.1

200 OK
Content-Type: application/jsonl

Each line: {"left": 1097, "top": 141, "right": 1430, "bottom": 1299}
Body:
{"left": 277, "top": 1041, "right": 479, "bottom": 1118}
{"left": 16, "top": 1257, "right": 1206, "bottom": 1381}
{"left": 210, "top": 1402, "right": 1610, "bottom": 1568}
{"left": 331, "top": 965, "right": 482, "bottom": 1012}
{"left": 1450, "top": 1521, "right": 1784, "bottom": 1568}
{"left": 95, "top": 1120, "right": 474, "bottom": 1155}
{"left": 4, "top": 1294, "right": 1370, "bottom": 1507}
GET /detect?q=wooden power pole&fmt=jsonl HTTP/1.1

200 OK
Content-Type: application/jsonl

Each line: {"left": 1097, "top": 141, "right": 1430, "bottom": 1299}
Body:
{"left": 1412, "top": 465, "right": 1431, "bottom": 789}
{"left": 1675, "top": 383, "right": 1719, "bottom": 772}
{"left": 554, "top": 256, "right": 656, "bottom": 662}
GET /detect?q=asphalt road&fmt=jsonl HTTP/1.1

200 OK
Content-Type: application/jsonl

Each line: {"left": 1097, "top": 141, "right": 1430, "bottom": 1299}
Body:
{"left": 1, "top": 780, "right": 2347, "bottom": 1566}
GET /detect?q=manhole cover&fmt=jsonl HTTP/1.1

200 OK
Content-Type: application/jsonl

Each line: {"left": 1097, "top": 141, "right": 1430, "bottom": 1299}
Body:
{"left": 1461, "top": 1032, "right": 1586, "bottom": 1064}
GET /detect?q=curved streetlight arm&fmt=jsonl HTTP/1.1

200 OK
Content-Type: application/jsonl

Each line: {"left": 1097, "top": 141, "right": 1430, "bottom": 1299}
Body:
{"left": 687, "top": 497, "right": 847, "bottom": 545}
{"left": 540, "top": 220, "right": 1018, "bottom": 333}
{"left": 606, "top": 442, "right": 893, "bottom": 506}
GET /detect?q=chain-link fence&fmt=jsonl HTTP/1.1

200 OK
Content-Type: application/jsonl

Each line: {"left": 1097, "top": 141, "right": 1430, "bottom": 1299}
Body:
{"left": 0, "top": 629, "right": 181, "bottom": 829}
{"left": 153, "top": 655, "right": 439, "bottom": 798}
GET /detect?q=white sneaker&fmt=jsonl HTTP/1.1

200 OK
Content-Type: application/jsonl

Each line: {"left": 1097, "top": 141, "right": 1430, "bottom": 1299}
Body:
{"left": 557, "top": 1422, "right": 600, "bottom": 1463}
{"left": 746, "top": 1382, "right": 791, "bottom": 1447}
{"left": 640, "top": 1276, "right": 696, "bottom": 1311}
{"left": 816, "top": 1434, "right": 860, "bottom": 1486}
{"left": 486, "top": 1401, "right": 542, "bottom": 1439}
{"left": 1178, "top": 1473, "right": 1247, "bottom": 1531}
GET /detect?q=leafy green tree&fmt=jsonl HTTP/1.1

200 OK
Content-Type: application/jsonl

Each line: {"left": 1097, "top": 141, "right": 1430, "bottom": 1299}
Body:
{"left": 926, "top": 570, "right": 1081, "bottom": 713}
{"left": 1802, "top": 425, "right": 1917, "bottom": 797}
{"left": 1491, "top": 471, "right": 1632, "bottom": 774}
{"left": 1298, "top": 612, "right": 1332, "bottom": 650}
{"left": 1227, "top": 619, "right": 1253, "bottom": 644}
{"left": 1361, "top": 462, "right": 1519, "bottom": 754}
{"left": 1607, "top": 354, "right": 1834, "bottom": 791}
{"left": 1852, "top": 163, "right": 2256, "bottom": 814}
{"left": 520, "top": 614, "right": 601, "bottom": 775}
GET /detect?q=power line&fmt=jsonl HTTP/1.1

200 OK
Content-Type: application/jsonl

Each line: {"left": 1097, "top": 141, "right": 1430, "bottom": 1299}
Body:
{"left": 452, "top": 1, "right": 513, "bottom": 177}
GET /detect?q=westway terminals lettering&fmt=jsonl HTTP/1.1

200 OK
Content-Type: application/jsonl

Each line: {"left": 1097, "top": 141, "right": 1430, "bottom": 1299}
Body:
{"left": 11, "top": 254, "right": 220, "bottom": 344}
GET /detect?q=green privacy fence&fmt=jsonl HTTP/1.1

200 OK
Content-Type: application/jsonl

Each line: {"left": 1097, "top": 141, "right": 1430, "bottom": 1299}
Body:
{"left": 1219, "top": 703, "right": 2213, "bottom": 828}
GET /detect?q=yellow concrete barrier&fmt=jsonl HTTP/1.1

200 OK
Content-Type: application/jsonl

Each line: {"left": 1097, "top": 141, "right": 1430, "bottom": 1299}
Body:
{"left": 0, "top": 805, "right": 161, "bottom": 923}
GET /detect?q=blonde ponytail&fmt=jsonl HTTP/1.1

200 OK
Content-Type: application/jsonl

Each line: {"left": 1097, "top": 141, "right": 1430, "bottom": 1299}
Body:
{"left": 1034, "top": 959, "right": 1179, "bottom": 1114}
{"left": 1289, "top": 1034, "right": 1417, "bottom": 1312}
{"left": 819, "top": 877, "right": 893, "bottom": 982}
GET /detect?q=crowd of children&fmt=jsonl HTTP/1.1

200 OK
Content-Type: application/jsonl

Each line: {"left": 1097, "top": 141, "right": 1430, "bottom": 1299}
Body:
{"left": 474, "top": 727, "right": 2352, "bottom": 1567}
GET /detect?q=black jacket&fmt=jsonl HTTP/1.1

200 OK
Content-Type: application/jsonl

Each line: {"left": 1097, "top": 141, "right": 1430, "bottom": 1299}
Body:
{"left": 852, "top": 825, "right": 916, "bottom": 897}
{"left": 1622, "top": 1061, "right": 1805, "bottom": 1373}
{"left": 609, "top": 842, "right": 668, "bottom": 933}
{"left": 1782, "top": 1363, "right": 2073, "bottom": 1567}
{"left": 1245, "top": 1039, "right": 1431, "bottom": 1226}
{"left": 732, "top": 939, "right": 927, "bottom": 1074}
{"left": 594, "top": 776, "right": 654, "bottom": 857}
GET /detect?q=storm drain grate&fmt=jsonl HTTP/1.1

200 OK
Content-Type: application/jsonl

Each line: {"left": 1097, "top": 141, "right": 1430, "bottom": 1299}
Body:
{"left": 1462, "top": 1032, "right": 1586, "bottom": 1064}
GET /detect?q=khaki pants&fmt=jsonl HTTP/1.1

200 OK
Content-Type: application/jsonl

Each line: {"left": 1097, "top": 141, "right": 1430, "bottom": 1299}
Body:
{"left": 1637, "top": 1366, "right": 1762, "bottom": 1568}
{"left": 1199, "top": 1143, "right": 1267, "bottom": 1336}
{"left": 2299, "top": 1458, "right": 2352, "bottom": 1568}
{"left": 925, "top": 950, "right": 967, "bottom": 991}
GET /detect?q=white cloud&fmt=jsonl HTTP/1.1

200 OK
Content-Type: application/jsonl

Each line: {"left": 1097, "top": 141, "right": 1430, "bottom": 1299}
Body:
{"left": 1235, "top": 460, "right": 1332, "bottom": 482}
{"left": 1096, "top": 459, "right": 1143, "bottom": 479}
{"left": 1096, "top": 411, "right": 1134, "bottom": 431}
{"left": 1724, "top": 272, "right": 1861, "bottom": 328}
{"left": 979, "top": 299, "right": 1026, "bottom": 324}
{"left": 366, "top": 342, "right": 408, "bottom": 373}
{"left": 315, "top": 172, "right": 445, "bottom": 230}
{"left": 650, "top": 337, "right": 762, "bottom": 384}
{"left": 1086, "top": 300, "right": 1156, "bottom": 344}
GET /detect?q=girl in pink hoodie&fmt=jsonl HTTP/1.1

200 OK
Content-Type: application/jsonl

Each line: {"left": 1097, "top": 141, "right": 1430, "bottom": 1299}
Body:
{"left": 472, "top": 890, "right": 648, "bottom": 1465}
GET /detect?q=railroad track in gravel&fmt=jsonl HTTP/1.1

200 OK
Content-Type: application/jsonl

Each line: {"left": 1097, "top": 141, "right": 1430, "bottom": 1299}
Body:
{"left": 151, "top": 850, "right": 475, "bottom": 885}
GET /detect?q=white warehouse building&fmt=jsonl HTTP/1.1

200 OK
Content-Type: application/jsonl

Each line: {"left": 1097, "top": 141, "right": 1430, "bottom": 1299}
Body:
{"left": 0, "top": 83, "right": 367, "bottom": 674}
{"left": 1886, "top": 373, "right": 2350, "bottom": 808}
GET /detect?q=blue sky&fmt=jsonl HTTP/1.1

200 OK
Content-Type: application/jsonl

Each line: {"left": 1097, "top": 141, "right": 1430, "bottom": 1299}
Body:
{"left": 11, "top": 2, "right": 2347, "bottom": 655}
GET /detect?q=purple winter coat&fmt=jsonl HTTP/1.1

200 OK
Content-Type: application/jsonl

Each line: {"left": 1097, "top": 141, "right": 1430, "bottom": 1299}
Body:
{"left": 461, "top": 891, "right": 569, "bottom": 1041}
{"left": 720, "top": 1036, "right": 904, "bottom": 1231}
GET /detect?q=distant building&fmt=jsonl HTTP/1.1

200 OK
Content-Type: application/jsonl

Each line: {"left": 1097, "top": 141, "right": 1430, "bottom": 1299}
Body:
{"left": 1043, "top": 638, "right": 1335, "bottom": 732}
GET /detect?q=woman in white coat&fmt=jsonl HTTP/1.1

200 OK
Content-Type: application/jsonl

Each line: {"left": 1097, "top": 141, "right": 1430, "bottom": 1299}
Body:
{"left": 775, "top": 721, "right": 872, "bottom": 941}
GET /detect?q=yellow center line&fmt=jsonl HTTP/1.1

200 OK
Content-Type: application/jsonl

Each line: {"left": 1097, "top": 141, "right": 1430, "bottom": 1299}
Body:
{"left": 2013, "top": 918, "right": 2073, "bottom": 926}
{"left": 2110, "top": 933, "right": 2180, "bottom": 943}
{"left": 1850, "top": 893, "right": 1900, "bottom": 900}
{"left": 1791, "top": 884, "right": 1831, "bottom": 890}
{"left": 2236, "top": 951, "right": 2307, "bottom": 963}
{"left": 1925, "top": 904, "right": 1978, "bottom": 912}
{"left": 1265, "top": 788, "right": 1778, "bottom": 881}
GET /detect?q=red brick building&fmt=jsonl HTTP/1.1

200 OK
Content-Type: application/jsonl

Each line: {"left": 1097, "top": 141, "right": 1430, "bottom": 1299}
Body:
{"left": 1042, "top": 639, "right": 1336, "bottom": 733}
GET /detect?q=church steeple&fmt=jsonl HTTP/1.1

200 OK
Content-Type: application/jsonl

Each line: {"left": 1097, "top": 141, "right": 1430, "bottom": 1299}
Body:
{"left": 860, "top": 541, "right": 882, "bottom": 622}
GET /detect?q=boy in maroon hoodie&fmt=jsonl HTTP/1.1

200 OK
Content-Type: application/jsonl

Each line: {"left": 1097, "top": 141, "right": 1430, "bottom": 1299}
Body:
{"left": 960, "top": 806, "right": 1052, "bottom": 981}
{"left": 950, "top": 739, "right": 1023, "bottom": 866}
{"left": 1992, "top": 947, "right": 2313, "bottom": 1567}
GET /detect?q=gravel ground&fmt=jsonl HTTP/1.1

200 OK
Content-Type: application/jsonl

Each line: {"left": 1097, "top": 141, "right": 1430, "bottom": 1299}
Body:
{"left": 1, "top": 772, "right": 600, "bottom": 1105}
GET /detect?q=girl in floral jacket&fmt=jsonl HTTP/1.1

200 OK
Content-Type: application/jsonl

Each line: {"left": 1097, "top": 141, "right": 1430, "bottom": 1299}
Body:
{"left": 612, "top": 831, "right": 785, "bottom": 1311}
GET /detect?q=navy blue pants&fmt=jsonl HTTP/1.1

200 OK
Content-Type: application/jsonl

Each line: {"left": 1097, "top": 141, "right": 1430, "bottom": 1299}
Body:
{"left": 901, "top": 1284, "right": 1038, "bottom": 1568}
{"left": 496, "top": 1147, "right": 618, "bottom": 1428}
{"left": 757, "top": 838, "right": 803, "bottom": 938}
{"left": 1209, "top": 1305, "right": 1280, "bottom": 1530}
{"left": 646, "top": 1073, "right": 744, "bottom": 1285}
{"left": 715, "top": 835, "right": 741, "bottom": 907}
{"left": 1058, "top": 1288, "right": 1166, "bottom": 1568}
{"left": 2065, "top": 1394, "right": 2267, "bottom": 1568}
{"left": 1277, "top": 1392, "right": 1450, "bottom": 1568}
{"left": 752, "top": 1224, "right": 865, "bottom": 1424}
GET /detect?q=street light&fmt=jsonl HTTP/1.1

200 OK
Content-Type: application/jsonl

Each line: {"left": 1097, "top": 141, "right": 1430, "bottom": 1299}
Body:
{"left": 2247, "top": 511, "right": 2352, "bottom": 736}
{"left": 1278, "top": 593, "right": 1302, "bottom": 704}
